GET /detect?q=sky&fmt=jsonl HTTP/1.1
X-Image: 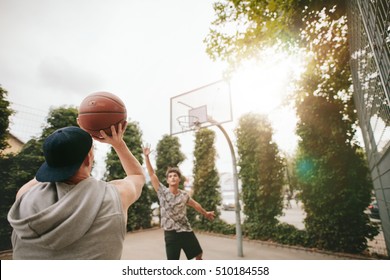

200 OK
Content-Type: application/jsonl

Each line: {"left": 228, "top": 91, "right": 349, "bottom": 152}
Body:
{"left": 0, "top": 0, "right": 302, "bottom": 177}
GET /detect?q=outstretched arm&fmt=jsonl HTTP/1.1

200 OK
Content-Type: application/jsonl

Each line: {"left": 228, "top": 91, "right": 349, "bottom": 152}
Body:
{"left": 187, "top": 198, "right": 215, "bottom": 221}
{"left": 142, "top": 144, "right": 160, "bottom": 192}
{"left": 95, "top": 123, "right": 145, "bottom": 211}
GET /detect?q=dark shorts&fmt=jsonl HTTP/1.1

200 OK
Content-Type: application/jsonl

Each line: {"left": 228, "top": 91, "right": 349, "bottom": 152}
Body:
{"left": 164, "top": 230, "right": 203, "bottom": 260}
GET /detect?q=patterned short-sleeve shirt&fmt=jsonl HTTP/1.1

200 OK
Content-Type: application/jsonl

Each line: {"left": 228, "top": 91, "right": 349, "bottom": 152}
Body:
{"left": 157, "top": 183, "right": 192, "bottom": 232}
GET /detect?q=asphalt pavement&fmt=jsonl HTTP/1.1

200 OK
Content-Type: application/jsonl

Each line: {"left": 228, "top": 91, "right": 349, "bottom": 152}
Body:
{"left": 0, "top": 227, "right": 372, "bottom": 260}
{"left": 121, "top": 227, "right": 363, "bottom": 260}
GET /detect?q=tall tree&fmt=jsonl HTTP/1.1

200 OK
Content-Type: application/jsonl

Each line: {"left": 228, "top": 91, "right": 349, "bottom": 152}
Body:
{"left": 0, "top": 154, "right": 16, "bottom": 250}
{"left": 0, "top": 85, "right": 14, "bottom": 249}
{"left": 188, "top": 128, "right": 221, "bottom": 229}
{"left": 0, "top": 86, "right": 13, "bottom": 152}
{"left": 104, "top": 120, "right": 152, "bottom": 231}
{"left": 155, "top": 134, "right": 186, "bottom": 187}
{"left": 236, "top": 113, "right": 284, "bottom": 239}
{"left": 293, "top": 8, "right": 377, "bottom": 253}
{"left": 295, "top": 96, "right": 377, "bottom": 252}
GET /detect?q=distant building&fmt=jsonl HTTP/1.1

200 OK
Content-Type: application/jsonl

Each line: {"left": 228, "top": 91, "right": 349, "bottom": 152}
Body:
{"left": 2, "top": 133, "right": 24, "bottom": 155}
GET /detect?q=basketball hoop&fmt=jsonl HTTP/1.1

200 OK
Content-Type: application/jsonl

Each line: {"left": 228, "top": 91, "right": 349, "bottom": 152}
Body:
{"left": 170, "top": 80, "right": 232, "bottom": 136}
{"left": 177, "top": 115, "right": 200, "bottom": 132}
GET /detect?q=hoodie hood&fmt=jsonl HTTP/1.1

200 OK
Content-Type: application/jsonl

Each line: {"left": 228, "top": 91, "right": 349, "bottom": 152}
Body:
{"left": 8, "top": 177, "right": 105, "bottom": 250}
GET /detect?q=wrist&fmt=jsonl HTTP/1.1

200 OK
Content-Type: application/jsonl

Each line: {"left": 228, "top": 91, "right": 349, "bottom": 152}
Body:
{"left": 112, "top": 140, "right": 127, "bottom": 150}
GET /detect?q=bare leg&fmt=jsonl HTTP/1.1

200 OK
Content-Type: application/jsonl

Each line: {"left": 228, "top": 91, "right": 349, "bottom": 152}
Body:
{"left": 195, "top": 252, "right": 203, "bottom": 260}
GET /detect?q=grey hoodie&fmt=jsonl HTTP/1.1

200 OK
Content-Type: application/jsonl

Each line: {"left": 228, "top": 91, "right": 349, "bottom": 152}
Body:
{"left": 7, "top": 177, "right": 125, "bottom": 259}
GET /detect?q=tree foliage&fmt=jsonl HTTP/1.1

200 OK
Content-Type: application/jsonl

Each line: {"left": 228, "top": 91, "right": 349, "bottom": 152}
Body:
{"left": 40, "top": 107, "right": 79, "bottom": 139}
{"left": 235, "top": 113, "right": 284, "bottom": 239}
{"left": 292, "top": 7, "right": 378, "bottom": 253}
{"left": 155, "top": 134, "right": 186, "bottom": 187}
{"left": 0, "top": 86, "right": 13, "bottom": 152}
{"left": 0, "top": 85, "right": 15, "bottom": 249}
{"left": 295, "top": 95, "right": 378, "bottom": 252}
{"left": 188, "top": 128, "right": 221, "bottom": 230}
{"left": 205, "top": 0, "right": 346, "bottom": 66}
{"left": 104, "top": 120, "right": 152, "bottom": 231}
{"left": 0, "top": 155, "right": 17, "bottom": 250}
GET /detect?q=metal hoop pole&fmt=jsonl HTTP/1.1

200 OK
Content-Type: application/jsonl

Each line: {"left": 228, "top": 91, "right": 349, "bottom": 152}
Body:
{"left": 215, "top": 122, "right": 244, "bottom": 258}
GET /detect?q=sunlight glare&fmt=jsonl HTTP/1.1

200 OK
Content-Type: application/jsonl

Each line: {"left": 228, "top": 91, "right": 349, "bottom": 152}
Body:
{"left": 231, "top": 49, "right": 304, "bottom": 116}
{"left": 230, "top": 48, "right": 305, "bottom": 154}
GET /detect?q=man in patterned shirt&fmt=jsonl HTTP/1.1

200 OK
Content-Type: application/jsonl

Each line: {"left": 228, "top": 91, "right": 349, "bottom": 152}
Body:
{"left": 143, "top": 145, "right": 215, "bottom": 260}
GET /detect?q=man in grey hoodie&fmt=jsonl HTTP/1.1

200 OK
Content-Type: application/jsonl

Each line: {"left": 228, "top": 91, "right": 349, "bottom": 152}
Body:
{"left": 7, "top": 123, "right": 145, "bottom": 259}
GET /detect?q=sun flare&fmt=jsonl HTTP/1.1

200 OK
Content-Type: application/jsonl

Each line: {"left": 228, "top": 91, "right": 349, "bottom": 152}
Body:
{"left": 230, "top": 49, "right": 304, "bottom": 115}
{"left": 230, "top": 48, "right": 305, "bottom": 153}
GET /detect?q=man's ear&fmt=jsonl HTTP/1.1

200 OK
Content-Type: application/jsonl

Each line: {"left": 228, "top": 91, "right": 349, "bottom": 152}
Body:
{"left": 83, "top": 149, "right": 93, "bottom": 166}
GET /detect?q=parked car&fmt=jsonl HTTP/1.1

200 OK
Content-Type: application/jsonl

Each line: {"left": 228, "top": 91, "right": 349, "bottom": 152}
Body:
{"left": 368, "top": 200, "right": 380, "bottom": 219}
{"left": 221, "top": 192, "right": 236, "bottom": 211}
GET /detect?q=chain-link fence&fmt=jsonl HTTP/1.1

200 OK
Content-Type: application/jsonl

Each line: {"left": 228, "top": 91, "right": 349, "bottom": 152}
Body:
{"left": 347, "top": 0, "right": 390, "bottom": 257}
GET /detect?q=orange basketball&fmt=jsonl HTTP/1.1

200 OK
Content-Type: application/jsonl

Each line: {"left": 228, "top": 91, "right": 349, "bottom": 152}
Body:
{"left": 78, "top": 92, "right": 127, "bottom": 138}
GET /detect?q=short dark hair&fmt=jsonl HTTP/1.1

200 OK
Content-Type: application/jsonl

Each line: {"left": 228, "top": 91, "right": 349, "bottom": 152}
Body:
{"left": 165, "top": 167, "right": 182, "bottom": 178}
